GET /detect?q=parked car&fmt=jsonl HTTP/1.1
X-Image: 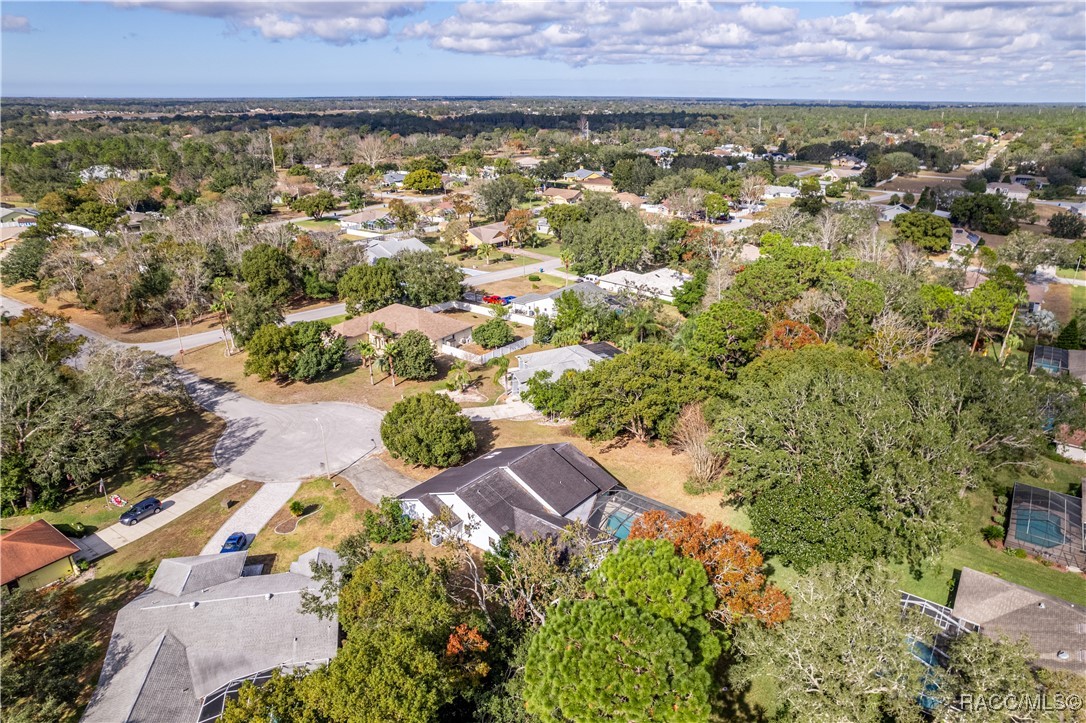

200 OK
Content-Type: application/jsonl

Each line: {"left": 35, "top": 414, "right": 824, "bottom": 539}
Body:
{"left": 501, "top": 295, "right": 517, "bottom": 304}
{"left": 220, "top": 532, "right": 248, "bottom": 553}
{"left": 482, "top": 294, "right": 503, "bottom": 305}
{"left": 119, "top": 497, "right": 162, "bottom": 526}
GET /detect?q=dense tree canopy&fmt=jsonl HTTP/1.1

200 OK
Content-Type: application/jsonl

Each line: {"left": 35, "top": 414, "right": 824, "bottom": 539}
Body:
{"left": 380, "top": 392, "right": 477, "bottom": 467}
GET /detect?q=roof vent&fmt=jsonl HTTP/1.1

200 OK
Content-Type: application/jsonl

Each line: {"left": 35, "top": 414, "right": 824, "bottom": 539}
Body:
{"left": 189, "top": 601, "right": 198, "bottom": 609}
{"left": 1038, "top": 602, "right": 1046, "bottom": 609}
{"left": 265, "top": 593, "right": 273, "bottom": 600}
{"left": 1056, "top": 650, "right": 1070, "bottom": 660}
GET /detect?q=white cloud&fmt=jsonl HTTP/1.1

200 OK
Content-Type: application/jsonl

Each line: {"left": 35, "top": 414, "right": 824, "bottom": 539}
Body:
{"left": 115, "top": 1, "right": 422, "bottom": 44}
{"left": 400, "top": 0, "right": 1084, "bottom": 94}
{"left": 1, "top": 14, "right": 34, "bottom": 33}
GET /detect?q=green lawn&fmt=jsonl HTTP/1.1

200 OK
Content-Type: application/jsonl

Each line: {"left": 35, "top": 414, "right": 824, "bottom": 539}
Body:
{"left": 321, "top": 313, "right": 347, "bottom": 327}
{"left": 1, "top": 409, "right": 225, "bottom": 536}
{"left": 297, "top": 218, "right": 341, "bottom": 231}
{"left": 1071, "top": 285, "right": 1086, "bottom": 315}
{"left": 1056, "top": 267, "right": 1086, "bottom": 281}
{"left": 527, "top": 240, "right": 563, "bottom": 258}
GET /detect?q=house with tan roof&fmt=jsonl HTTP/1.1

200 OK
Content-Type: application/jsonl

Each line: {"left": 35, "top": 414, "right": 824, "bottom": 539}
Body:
{"left": 614, "top": 192, "right": 645, "bottom": 210}
{"left": 1, "top": 520, "right": 80, "bottom": 590}
{"left": 985, "top": 183, "right": 1030, "bottom": 202}
{"left": 339, "top": 206, "right": 392, "bottom": 234}
{"left": 331, "top": 304, "right": 472, "bottom": 349}
{"left": 579, "top": 176, "right": 615, "bottom": 193}
{"left": 541, "top": 187, "right": 583, "bottom": 205}
{"left": 466, "top": 221, "right": 509, "bottom": 247}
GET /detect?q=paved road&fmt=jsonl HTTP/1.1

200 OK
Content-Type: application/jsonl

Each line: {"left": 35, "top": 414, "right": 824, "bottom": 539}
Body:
{"left": 183, "top": 372, "right": 382, "bottom": 483}
{"left": 461, "top": 255, "right": 566, "bottom": 287}
{"left": 72, "top": 469, "right": 246, "bottom": 561}
{"left": 200, "top": 481, "right": 301, "bottom": 555}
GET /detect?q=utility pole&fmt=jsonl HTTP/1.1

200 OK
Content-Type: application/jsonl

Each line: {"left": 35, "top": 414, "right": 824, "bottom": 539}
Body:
{"left": 863, "top": 112, "right": 868, "bottom": 132}
{"left": 268, "top": 130, "right": 276, "bottom": 173}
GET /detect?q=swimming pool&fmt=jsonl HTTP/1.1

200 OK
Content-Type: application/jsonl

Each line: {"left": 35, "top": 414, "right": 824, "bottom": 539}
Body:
{"left": 1014, "top": 508, "right": 1064, "bottom": 549}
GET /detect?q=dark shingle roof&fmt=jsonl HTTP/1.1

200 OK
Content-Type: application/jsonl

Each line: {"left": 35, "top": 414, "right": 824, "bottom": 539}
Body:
{"left": 399, "top": 443, "right": 620, "bottom": 537}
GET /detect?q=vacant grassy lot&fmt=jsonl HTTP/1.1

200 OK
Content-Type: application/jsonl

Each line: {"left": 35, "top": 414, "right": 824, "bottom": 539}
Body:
{"left": 2, "top": 409, "right": 225, "bottom": 534}
{"left": 450, "top": 252, "right": 535, "bottom": 272}
{"left": 475, "top": 274, "right": 568, "bottom": 298}
{"left": 179, "top": 341, "right": 507, "bottom": 410}
{"left": 296, "top": 218, "right": 341, "bottom": 231}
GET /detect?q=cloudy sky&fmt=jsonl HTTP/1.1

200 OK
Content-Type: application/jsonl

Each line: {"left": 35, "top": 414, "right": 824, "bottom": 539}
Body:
{"left": 2, "top": 1, "right": 1083, "bottom": 101}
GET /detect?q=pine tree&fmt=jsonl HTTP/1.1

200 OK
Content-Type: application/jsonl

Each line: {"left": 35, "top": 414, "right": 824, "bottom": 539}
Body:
{"left": 1055, "top": 318, "right": 1081, "bottom": 350}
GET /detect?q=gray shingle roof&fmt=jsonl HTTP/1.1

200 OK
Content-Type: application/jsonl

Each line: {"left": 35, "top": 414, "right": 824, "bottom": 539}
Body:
{"left": 399, "top": 443, "right": 620, "bottom": 538}
{"left": 82, "top": 550, "right": 339, "bottom": 723}
{"left": 149, "top": 552, "right": 246, "bottom": 597}
{"left": 951, "top": 567, "right": 1086, "bottom": 674}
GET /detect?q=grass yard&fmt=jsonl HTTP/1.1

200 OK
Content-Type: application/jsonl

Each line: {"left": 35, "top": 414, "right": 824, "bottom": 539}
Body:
{"left": 381, "top": 419, "right": 746, "bottom": 529}
{"left": 296, "top": 218, "right": 341, "bottom": 231}
{"left": 246, "top": 477, "right": 373, "bottom": 571}
{"left": 525, "top": 240, "right": 563, "bottom": 257}
{"left": 63, "top": 480, "right": 258, "bottom": 719}
{"left": 179, "top": 341, "right": 507, "bottom": 410}
{"left": 475, "top": 274, "right": 568, "bottom": 299}
{"left": 452, "top": 252, "right": 536, "bottom": 273}
{"left": 2, "top": 409, "right": 225, "bottom": 535}
{"left": 245, "top": 477, "right": 457, "bottom": 571}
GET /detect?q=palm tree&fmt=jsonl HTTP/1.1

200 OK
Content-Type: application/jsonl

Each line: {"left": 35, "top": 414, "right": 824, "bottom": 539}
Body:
{"left": 476, "top": 243, "right": 497, "bottom": 266}
{"left": 370, "top": 322, "right": 396, "bottom": 385}
{"left": 447, "top": 360, "right": 471, "bottom": 393}
{"left": 487, "top": 356, "right": 510, "bottom": 388}
{"left": 355, "top": 341, "right": 377, "bottom": 385}
{"left": 210, "top": 277, "right": 237, "bottom": 356}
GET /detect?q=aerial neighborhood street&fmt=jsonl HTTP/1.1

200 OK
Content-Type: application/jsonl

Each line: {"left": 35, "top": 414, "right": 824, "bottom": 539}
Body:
{"left": 1, "top": 2, "right": 1085, "bottom": 722}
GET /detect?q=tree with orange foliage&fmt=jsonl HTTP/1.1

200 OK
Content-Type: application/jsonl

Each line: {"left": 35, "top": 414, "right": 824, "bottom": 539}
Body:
{"left": 760, "top": 319, "right": 821, "bottom": 351}
{"left": 628, "top": 510, "right": 790, "bottom": 627}
{"left": 445, "top": 623, "right": 491, "bottom": 685}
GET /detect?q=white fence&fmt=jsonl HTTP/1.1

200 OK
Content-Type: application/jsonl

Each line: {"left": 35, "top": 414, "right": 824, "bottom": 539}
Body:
{"left": 441, "top": 336, "right": 534, "bottom": 365}
{"left": 426, "top": 299, "right": 536, "bottom": 328}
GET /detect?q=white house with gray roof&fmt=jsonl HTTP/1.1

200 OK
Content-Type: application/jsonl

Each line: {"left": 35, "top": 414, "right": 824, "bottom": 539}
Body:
{"left": 82, "top": 549, "right": 340, "bottom": 723}
{"left": 509, "top": 281, "right": 622, "bottom": 317}
{"left": 398, "top": 443, "right": 683, "bottom": 552}
{"left": 596, "top": 268, "right": 690, "bottom": 303}
{"left": 360, "top": 234, "right": 429, "bottom": 263}
{"left": 508, "top": 342, "right": 622, "bottom": 397}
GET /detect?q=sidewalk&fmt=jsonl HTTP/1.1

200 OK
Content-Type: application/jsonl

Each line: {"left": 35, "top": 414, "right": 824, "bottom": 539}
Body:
{"left": 200, "top": 481, "right": 301, "bottom": 555}
{"left": 73, "top": 469, "right": 245, "bottom": 562}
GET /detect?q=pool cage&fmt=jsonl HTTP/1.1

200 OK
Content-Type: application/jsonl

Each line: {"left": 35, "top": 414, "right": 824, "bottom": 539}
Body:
{"left": 1008, "top": 483, "right": 1085, "bottom": 570}
{"left": 197, "top": 662, "right": 329, "bottom": 723}
{"left": 1030, "top": 345, "right": 1069, "bottom": 375}
{"left": 587, "top": 489, "right": 686, "bottom": 540}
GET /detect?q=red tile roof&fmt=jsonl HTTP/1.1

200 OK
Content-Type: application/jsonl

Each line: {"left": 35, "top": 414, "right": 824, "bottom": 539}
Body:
{"left": 0, "top": 520, "right": 80, "bottom": 584}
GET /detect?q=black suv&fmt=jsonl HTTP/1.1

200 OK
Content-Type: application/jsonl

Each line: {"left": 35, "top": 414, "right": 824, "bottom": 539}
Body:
{"left": 120, "top": 497, "right": 162, "bottom": 526}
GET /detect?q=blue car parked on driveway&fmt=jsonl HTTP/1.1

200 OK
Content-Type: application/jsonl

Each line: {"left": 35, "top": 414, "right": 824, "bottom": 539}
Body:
{"left": 220, "top": 532, "right": 248, "bottom": 553}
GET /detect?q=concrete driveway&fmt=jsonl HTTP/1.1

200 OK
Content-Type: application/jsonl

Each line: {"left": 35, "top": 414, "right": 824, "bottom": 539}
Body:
{"left": 183, "top": 374, "right": 383, "bottom": 483}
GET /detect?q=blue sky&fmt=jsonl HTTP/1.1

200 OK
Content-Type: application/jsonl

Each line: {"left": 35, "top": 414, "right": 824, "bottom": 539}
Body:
{"left": 2, "top": 1, "right": 1083, "bottom": 101}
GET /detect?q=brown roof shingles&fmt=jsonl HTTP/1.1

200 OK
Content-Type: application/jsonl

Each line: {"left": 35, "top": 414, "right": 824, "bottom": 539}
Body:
{"left": 331, "top": 303, "right": 471, "bottom": 343}
{"left": 0, "top": 520, "right": 80, "bottom": 584}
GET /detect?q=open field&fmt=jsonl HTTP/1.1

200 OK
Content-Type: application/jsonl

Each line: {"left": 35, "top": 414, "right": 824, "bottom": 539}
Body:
{"left": 475, "top": 274, "right": 569, "bottom": 298}
{"left": 450, "top": 252, "right": 535, "bottom": 272}
{"left": 178, "top": 341, "right": 507, "bottom": 410}
{"left": 878, "top": 175, "right": 964, "bottom": 195}
{"left": 2, "top": 409, "right": 225, "bottom": 534}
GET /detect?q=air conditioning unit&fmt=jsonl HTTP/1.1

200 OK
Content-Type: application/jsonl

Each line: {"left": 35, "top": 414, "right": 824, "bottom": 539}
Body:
{"left": 430, "top": 533, "right": 444, "bottom": 547}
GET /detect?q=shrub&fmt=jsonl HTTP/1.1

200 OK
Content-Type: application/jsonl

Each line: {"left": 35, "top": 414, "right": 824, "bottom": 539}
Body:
{"left": 387, "top": 330, "right": 438, "bottom": 380}
{"left": 381, "top": 392, "right": 477, "bottom": 467}
{"left": 527, "top": 273, "right": 541, "bottom": 281}
{"left": 362, "top": 497, "right": 415, "bottom": 543}
{"left": 472, "top": 317, "right": 516, "bottom": 349}
{"left": 981, "top": 525, "right": 1004, "bottom": 542}
{"left": 1005, "top": 547, "right": 1028, "bottom": 559}
{"left": 290, "top": 500, "right": 305, "bottom": 517}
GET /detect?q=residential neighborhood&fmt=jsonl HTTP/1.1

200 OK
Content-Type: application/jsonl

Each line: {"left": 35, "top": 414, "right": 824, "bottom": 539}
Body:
{"left": 2, "top": 3, "right": 1085, "bottom": 722}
